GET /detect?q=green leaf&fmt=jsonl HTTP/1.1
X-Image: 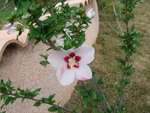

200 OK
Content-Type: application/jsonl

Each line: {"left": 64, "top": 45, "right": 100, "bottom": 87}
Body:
{"left": 41, "top": 97, "right": 50, "bottom": 104}
{"left": 0, "top": 94, "right": 9, "bottom": 101}
{"left": 75, "top": 85, "right": 84, "bottom": 92}
{"left": 71, "top": 106, "right": 79, "bottom": 113}
{"left": 67, "top": 25, "right": 78, "bottom": 31}
{"left": 124, "top": 78, "right": 131, "bottom": 85}
{"left": 48, "top": 94, "right": 55, "bottom": 101}
{"left": 131, "top": 32, "right": 141, "bottom": 39}
{"left": 82, "top": 96, "right": 89, "bottom": 105}
{"left": 47, "top": 94, "right": 56, "bottom": 104}
{"left": 39, "top": 54, "right": 48, "bottom": 60}
{"left": 90, "top": 89, "right": 97, "bottom": 99}
{"left": 53, "top": 46, "right": 62, "bottom": 50}
{"left": 97, "top": 77, "right": 104, "bottom": 85}
{"left": 4, "top": 97, "right": 16, "bottom": 106}
{"left": 32, "top": 88, "right": 41, "bottom": 96}
{"left": 48, "top": 106, "right": 58, "bottom": 112}
{"left": 55, "top": 24, "right": 63, "bottom": 31}
{"left": 34, "top": 101, "right": 42, "bottom": 107}
{"left": 28, "top": 25, "right": 41, "bottom": 39}
{"left": 0, "top": 111, "right": 6, "bottom": 113}
{"left": 5, "top": 80, "right": 12, "bottom": 88}
{"left": 76, "top": 8, "right": 86, "bottom": 15}
{"left": 133, "top": 40, "right": 140, "bottom": 46}
{"left": 117, "top": 58, "right": 126, "bottom": 66}
{"left": 115, "top": 86, "right": 123, "bottom": 93}
{"left": 40, "top": 61, "right": 49, "bottom": 67}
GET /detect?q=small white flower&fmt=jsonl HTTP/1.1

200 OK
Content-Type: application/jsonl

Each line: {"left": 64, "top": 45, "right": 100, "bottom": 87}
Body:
{"left": 54, "top": 2, "right": 63, "bottom": 13}
{"left": 3, "top": 23, "right": 18, "bottom": 34}
{"left": 42, "top": 8, "right": 46, "bottom": 15}
{"left": 63, "top": 22, "right": 72, "bottom": 34}
{"left": 56, "top": 38, "right": 64, "bottom": 47}
{"left": 42, "top": 8, "right": 46, "bottom": 12}
{"left": 14, "top": 7, "right": 17, "bottom": 11}
{"left": 86, "top": 8, "right": 96, "bottom": 19}
{"left": 48, "top": 45, "right": 95, "bottom": 86}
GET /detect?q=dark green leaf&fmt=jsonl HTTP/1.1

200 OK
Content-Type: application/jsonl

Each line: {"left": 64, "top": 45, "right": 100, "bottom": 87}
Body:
{"left": 40, "top": 61, "right": 49, "bottom": 67}
{"left": 48, "top": 106, "right": 58, "bottom": 112}
{"left": 34, "top": 101, "right": 42, "bottom": 107}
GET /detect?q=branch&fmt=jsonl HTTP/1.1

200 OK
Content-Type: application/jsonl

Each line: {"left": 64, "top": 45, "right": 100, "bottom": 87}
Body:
{"left": 47, "top": 40, "right": 55, "bottom": 48}
{"left": 91, "top": 75, "right": 112, "bottom": 111}
{"left": 118, "top": 56, "right": 130, "bottom": 104}
{"left": 102, "top": 9, "right": 120, "bottom": 34}
{"left": 81, "top": 82, "right": 103, "bottom": 113}
{"left": 111, "top": 0, "right": 123, "bottom": 32}
{"left": 7, "top": 93, "right": 79, "bottom": 113}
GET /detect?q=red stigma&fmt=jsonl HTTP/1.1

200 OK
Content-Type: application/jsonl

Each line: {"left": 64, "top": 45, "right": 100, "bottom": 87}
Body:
{"left": 75, "top": 56, "right": 81, "bottom": 61}
{"left": 67, "top": 64, "right": 71, "bottom": 69}
{"left": 64, "top": 56, "right": 70, "bottom": 62}
{"left": 74, "top": 65, "right": 79, "bottom": 68}
{"left": 69, "top": 52, "right": 76, "bottom": 58}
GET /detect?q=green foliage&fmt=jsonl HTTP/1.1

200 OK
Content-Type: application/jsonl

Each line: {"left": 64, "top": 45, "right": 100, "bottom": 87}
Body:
{"left": 0, "top": 0, "right": 15, "bottom": 28}
{"left": 18, "top": 88, "right": 41, "bottom": 99}
{"left": 75, "top": 76, "right": 110, "bottom": 113}
{"left": 48, "top": 106, "right": 59, "bottom": 112}
{"left": 0, "top": 112, "right": 6, "bottom": 113}
{"left": 0, "top": 80, "right": 73, "bottom": 113}
{"left": 0, "top": 80, "right": 41, "bottom": 109}
{"left": 39, "top": 54, "right": 49, "bottom": 66}
{"left": 72, "top": 0, "right": 141, "bottom": 112}
{"left": 7, "top": 0, "right": 90, "bottom": 51}
{"left": 114, "top": 0, "right": 141, "bottom": 112}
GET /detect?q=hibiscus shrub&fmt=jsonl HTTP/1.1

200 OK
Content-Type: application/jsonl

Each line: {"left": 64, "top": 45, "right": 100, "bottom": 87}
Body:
{"left": 7, "top": 0, "right": 91, "bottom": 51}
{"left": 0, "top": 0, "right": 141, "bottom": 113}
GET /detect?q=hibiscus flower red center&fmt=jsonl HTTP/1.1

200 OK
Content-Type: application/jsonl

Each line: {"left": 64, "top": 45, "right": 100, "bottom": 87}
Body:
{"left": 64, "top": 52, "right": 81, "bottom": 69}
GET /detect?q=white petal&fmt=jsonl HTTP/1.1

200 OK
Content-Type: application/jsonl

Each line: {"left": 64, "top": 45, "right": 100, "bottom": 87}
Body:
{"left": 75, "top": 64, "right": 92, "bottom": 81}
{"left": 42, "top": 8, "right": 46, "bottom": 14}
{"left": 56, "top": 67, "right": 66, "bottom": 80}
{"left": 86, "top": 8, "right": 96, "bottom": 19}
{"left": 76, "top": 45, "right": 95, "bottom": 64}
{"left": 54, "top": 3, "right": 62, "bottom": 13}
{"left": 55, "top": 2, "right": 62, "bottom": 8}
{"left": 59, "top": 68, "right": 75, "bottom": 86}
{"left": 47, "top": 51, "right": 67, "bottom": 68}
